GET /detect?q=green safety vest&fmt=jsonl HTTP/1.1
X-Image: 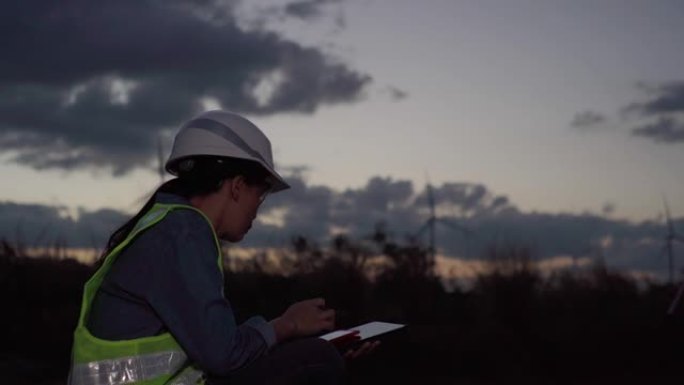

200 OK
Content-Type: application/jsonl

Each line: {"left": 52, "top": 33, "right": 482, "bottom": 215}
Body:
{"left": 68, "top": 203, "right": 223, "bottom": 385}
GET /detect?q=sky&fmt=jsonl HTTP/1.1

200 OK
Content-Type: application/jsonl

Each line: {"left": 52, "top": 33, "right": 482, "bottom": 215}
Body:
{"left": 1, "top": 0, "right": 684, "bottom": 279}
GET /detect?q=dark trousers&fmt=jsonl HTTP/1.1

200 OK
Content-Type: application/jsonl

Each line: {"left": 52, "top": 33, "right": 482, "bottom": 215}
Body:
{"left": 207, "top": 338, "right": 346, "bottom": 385}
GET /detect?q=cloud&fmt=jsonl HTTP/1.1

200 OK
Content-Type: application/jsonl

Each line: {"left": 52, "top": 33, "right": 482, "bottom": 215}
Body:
{"left": 624, "top": 81, "right": 684, "bottom": 117}
{"left": 414, "top": 182, "right": 513, "bottom": 218}
{"left": 284, "top": 0, "right": 343, "bottom": 20}
{"left": 248, "top": 175, "right": 420, "bottom": 246}
{"left": 332, "top": 177, "right": 418, "bottom": 237}
{"left": 258, "top": 176, "right": 336, "bottom": 242}
{"left": 602, "top": 202, "right": 616, "bottom": 216}
{"left": 2, "top": 174, "right": 680, "bottom": 281}
{"left": 248, "top": 176, "right": 681, "bottom": 280}
{"left": 614, "top": 81, "right": 684, "bottom": 145}
{"left": 0, "top": 0, "right": 370, "bottom": 174}
{"left": 0, "top": 201, "right": 127, "bottom": 249}
{"left": 384, "top": 86, "right": 408, "bottom": 102}
{"left": 631, "top": 117, "right": 684, "bottom": 144}
{"left": 570, "top": 110, "right": 607, "bottom": 130}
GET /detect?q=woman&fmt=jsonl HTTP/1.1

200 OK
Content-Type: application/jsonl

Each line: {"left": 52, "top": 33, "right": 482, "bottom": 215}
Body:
{"left": 68, "top": 110, "right": 374, "bottom": 385}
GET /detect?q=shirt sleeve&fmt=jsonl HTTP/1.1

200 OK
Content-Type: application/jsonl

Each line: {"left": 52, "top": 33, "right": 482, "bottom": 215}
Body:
{"left": 145, "top": 209, "right": 275, "bottom": 376}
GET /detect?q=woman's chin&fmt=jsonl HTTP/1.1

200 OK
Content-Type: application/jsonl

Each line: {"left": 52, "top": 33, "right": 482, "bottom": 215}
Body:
{"left": 219, "top": 232, "right": 243, "bottom": 243}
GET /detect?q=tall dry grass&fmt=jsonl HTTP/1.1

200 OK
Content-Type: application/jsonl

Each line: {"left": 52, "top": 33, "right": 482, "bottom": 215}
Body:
{"left": 1, "top": 230, "right": 683, "bottom": 384}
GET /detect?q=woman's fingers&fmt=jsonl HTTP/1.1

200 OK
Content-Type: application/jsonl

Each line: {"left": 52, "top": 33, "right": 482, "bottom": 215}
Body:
{"left": 306, "top": 297, "right": 325, "bottom": 308}
{"left": 343, "top": 350, "right": 355, "bottom": 360}
{"left": 344, "top": 340, "right": 381, "bottom": 361}
{"left": 283, "top": 298, "right": 337, "bottom": 335}
{"left": 367, "top": 340, "right": 381, "bottom": 354}
{"left": 357, "top": 341, "right": 374, "bottom": 355}
{"left": 319, "top": 309, "right": 335, "bottom": 331}
{"left": 320, "top": 309, "right": 335, "bottom": 321}
{"left": 345, "top": 343, "right": 370, "bottom": 360}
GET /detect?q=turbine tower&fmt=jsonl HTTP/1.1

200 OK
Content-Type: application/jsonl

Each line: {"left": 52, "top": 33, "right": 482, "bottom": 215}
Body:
{"left": 156, "top": 134, "right": 166, "bottom": 185}
{"left": 415, "top": 180, "right": 472, "bottom": 266}
{"left": 130, "top": 134, "right": 168, "bottom": 208}
{"left": 659, "top": 197, "right": 684, "bottom": 315}
{"left": 658, "top": 197, "right": 683, "bottom": 285}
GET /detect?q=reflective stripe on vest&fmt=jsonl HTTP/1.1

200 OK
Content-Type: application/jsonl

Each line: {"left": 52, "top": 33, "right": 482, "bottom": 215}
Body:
{"left": 167, "top": 366, "right": 205, "bottom": 385}
{"left": 70, "top": 350, "right": 191, "bottom": 385}
{"left": 69, "top": 203, "right": 221, "bottom": 385}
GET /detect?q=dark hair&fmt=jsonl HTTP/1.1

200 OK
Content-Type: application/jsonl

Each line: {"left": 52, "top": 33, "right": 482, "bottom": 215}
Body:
{"left": 97, "top": 156, "right": 270, "bottom": 264}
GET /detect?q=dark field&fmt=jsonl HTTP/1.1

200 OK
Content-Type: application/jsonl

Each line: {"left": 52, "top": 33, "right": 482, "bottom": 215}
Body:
{"left": 1, "top": 235, "right": 683, "bottom": 385}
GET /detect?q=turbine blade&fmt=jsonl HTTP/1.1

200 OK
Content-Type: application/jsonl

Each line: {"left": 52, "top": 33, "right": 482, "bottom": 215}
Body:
{"left": 427, "top": 183, "right": 435, "bottom": 218}
{"left": 657, "top": 244, "right": 668, "bottom": 260}
{"left": 437, "top": 218, "right": 472, "bottom": 235}
{"left": 131, "top": 186, "right": 157, "bottom": 209}
{"left": 668, "top": 282, "right": 684, "bottom": 315}
{"left": 157, "top": 135, "right": 166, "bottom": 184}
{"left": 663, "top": 195, "right": 674, "bottom": 235}
{"left": 416, "top": 219, "right": 432, "bottom": 238}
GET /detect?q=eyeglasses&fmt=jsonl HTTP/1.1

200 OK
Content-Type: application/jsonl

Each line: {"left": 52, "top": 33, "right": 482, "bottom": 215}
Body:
{"left": 258, "top": 182, "right": 273, "bottom": 203}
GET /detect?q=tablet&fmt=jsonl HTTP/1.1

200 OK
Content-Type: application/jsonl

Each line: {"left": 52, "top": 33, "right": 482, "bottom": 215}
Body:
{"left": 319, "top": 321, "right": 405, "bottom": 348}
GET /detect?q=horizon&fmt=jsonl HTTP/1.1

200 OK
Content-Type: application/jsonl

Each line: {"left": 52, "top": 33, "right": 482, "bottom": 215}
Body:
{"left": 1, "top": 0, "right": 683, "bottom": 282}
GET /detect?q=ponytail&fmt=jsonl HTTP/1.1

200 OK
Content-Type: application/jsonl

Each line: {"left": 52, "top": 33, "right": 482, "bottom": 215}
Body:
{"left": 95, "top": 156, "right": 269, "bottom": 266}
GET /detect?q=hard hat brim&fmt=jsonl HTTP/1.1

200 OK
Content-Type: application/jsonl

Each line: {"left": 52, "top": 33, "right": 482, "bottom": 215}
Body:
{"left": 166, "top": 125, "right": 290, "bottom": 193}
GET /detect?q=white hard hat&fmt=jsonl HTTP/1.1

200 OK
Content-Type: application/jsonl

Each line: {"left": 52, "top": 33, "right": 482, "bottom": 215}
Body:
{"left": 166, "top": 110, "right": 290, "bottom": 193}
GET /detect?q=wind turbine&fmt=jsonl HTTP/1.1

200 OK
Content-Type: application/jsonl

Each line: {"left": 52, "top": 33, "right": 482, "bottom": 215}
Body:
{"left": 571, "top": 245, "right": 595, "bottom": 274}
{"left": 155, "top": 134, "right": 166, "bottom": 185}
{"left": 658, "top": 197, "right": 684, "bottom": 315}
{"left": 415, "top": 181, "right": 472, "bottom": 266}
{"left": 657, "top": 197, "right": 683, "bottom": 285}
{"left": 130, "top": 134, "right": 168, "bottom": 208}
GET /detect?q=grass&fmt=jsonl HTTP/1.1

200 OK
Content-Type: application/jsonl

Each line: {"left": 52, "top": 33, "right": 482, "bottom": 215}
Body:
{"left": 1, "top": 233, "right": 683, "bottom": 384}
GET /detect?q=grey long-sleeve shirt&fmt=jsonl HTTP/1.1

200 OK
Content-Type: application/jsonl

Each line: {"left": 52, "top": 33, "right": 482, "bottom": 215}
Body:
{"left": 87, "top": 192, "right": 276, "bottom": 376}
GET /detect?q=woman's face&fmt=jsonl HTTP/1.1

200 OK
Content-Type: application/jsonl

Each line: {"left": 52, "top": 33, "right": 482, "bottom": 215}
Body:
{"left": 216, "top": 177, "right": 270, "bottom": 242}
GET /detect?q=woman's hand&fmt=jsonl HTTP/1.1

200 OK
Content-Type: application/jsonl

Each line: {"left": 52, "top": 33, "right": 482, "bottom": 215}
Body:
{"left": 344, "top": 340, "right": 381, "bottom": 362}
{"left": 271, "top": 298, "right": 335, "bottom": 342}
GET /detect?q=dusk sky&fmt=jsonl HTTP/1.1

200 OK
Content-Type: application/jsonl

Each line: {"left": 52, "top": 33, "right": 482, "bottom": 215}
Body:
{"left": 1, "top": 0, "right": 683, "bottom": 280}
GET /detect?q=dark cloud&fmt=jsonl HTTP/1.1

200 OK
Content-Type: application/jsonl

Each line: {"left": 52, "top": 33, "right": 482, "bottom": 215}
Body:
{"left": 3, "top": 174, "right": 680, "bottom": 280}
{"left": 570, "top": 110, "right": 606, "bottom": 130}
{"left": 284, "top": 0, "right": 343, "bottom": 20}
{"left": 0, "top": 202, "right": 126, "bottom": 250}
{"left": 574, "top": 81, "right": 684, "bottom": 145}
{"left": 624, "top": 81, "right": 684, "bottom": 117}
{"left": 332, "top": 177, "right": 418, "bottom": 237}
{"left": 414, "top": 182, "right": 513, "bottom": 218}
{"left": 385, "top": 86, "right": 408, "bottom": 102}
{"left": 249, "top": 177, "right": 680, "bottom": 279}
{"left": 461, "top": 211, "right": 678, "bottom": 276}
{"left": 341, "top": 177, "right": 414, "bottom": 213}
{"left": 602, "top": 202, "right": 616, "bottom": 216}
{"left": 631, "top": 117, "right": 684, "bottom": 144}
{"left": 265, "top": 176, "right": 335, "bottom": 242}
{"left": 247, "top": 176, "right": 420, "bottom": 246}
{"left": 616, "top": 81, "right": 684, "bottom": 145}
{"left": 0, "top": 0, "right": 370, "bottom": 174}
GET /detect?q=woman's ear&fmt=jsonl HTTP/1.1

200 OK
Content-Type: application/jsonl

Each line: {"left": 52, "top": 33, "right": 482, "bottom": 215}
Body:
{"left": 227, "top": 176, "right": 247, "bottom": 202}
